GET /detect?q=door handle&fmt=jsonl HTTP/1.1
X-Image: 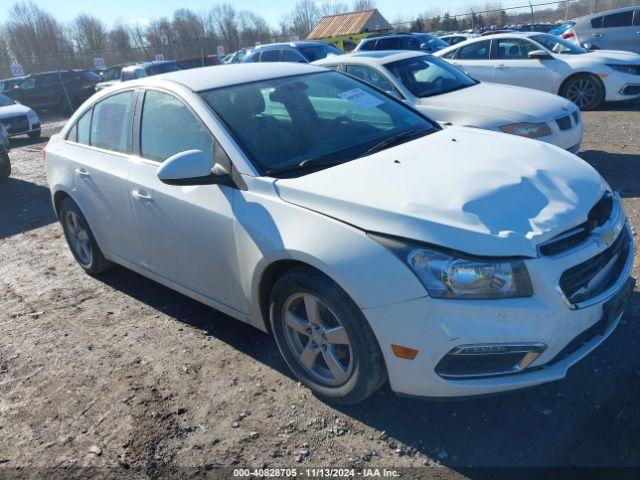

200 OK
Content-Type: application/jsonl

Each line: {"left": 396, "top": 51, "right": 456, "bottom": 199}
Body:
{"left": 75, "top": 167, "right": 90, "bottom": 177}
{"left": 593, "top": 33, "right": 603, "bottom": 38}
{"left": 131, "top": 189, "right": 153, "bottom": 202}
{"left": 495, "top": 64, "right": 507, "bottom": 69}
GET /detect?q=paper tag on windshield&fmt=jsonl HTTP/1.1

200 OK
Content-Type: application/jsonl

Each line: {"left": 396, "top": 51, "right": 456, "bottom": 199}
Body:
{"left": 338, "top": 88, "right": 384, "bottom": 110}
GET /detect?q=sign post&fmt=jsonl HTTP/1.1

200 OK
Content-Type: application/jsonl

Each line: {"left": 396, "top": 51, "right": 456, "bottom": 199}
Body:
{"left": 9, "top": 60, "right": 24, "bottom": 77}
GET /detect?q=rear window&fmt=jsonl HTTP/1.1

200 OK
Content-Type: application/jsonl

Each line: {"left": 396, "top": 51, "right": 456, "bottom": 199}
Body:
{"left": 590, "top": 16, "right": 603, "bottom": 28}
{"left": 602, "top": 10, "right": 633, "bottom": 28}
{"left": 358, "top": 39, "right": 376, "bottom": 51}
{"left": 260, "top": 50, "right": 281, "bottom": 62}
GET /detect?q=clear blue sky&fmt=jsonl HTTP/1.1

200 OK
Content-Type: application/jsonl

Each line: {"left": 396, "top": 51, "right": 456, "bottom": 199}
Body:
{"left": 0, "top": 0, "right": 533, "bottom": 28}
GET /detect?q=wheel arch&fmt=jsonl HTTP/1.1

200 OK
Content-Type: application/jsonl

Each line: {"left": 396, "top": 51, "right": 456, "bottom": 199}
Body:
{"left": 558, "top": 71, "right": 605, "bottom": 98}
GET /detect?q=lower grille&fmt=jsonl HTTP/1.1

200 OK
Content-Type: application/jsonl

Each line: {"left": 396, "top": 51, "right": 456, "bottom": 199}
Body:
{"left": 555, "top": 115, "right": 572, "bottom": 131}
{"left": 621, "top": 85, "right": 640, "bottom": 96}
{"left": 572, "top": 110, "right": 579, "bottom": 125}
{"left": 559, "top": 227, "right": 630, "bottom": 305}
{"left": 0, "top": 115, "right": 29, "bottom": 134}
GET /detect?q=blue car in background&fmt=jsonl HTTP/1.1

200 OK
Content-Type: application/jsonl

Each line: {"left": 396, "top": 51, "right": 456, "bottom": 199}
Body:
{"left": 243, "top": 41, "right": 343, "bottom": 63}
{"left": 549, "top": 21, "right": 575, "bottom": 36}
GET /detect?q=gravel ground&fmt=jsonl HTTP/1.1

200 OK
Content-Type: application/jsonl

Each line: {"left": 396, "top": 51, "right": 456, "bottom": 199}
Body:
{"left": 0, "top": 103, "right": 639, "bottom": 479}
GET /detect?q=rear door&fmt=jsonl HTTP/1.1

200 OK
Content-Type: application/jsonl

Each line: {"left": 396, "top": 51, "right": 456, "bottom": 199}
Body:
{"left": 590, "top": 9, "right": 635, "bottom": 51}
{"left": 64, "top": 90, "right": 146, "bottom": 263}
{"left": 491, "top": 37, "right": 559, "bottom": 93}
{"left": 451, "top": 39, "right": 494, "bottom": 82}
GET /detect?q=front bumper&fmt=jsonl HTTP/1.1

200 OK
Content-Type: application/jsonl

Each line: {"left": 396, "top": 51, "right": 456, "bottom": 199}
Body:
{"left": 0, "top": 115, "right": 41, "bottom": 137}
{"left": 364, "top": 220, "right": 634, "bottom": 398}
{"left": 603, "top": 71, "right": 640, "bottom": 102}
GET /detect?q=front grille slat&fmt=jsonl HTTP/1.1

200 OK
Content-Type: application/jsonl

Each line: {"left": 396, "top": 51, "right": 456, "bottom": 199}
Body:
{"left": 572, "top": 110, "right": 579, "bottom": 125}
{"left": 555, "top": 115, "right": 572, "bottom": 131}
{"left": 0, "top": 114, "right": 29, "bottom": 134}
{"left": 559, "top": 227, "right": 630, "bottom": 305}
{"left": 539, "top": 192, "right": 615, "bottom": 257}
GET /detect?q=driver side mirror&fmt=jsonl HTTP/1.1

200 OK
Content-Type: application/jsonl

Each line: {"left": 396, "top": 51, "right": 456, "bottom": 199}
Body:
{"left": 528, "top": 49, "right": 552, "bottom": 60}
{"left": 157, "top": 149, "right": 233, "bottom": 187}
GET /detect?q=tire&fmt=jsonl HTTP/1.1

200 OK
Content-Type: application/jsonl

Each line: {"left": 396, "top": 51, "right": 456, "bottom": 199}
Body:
{"left": 269, "top": 267, "right": 386, "bottom": 404}
{"left": 58, "top": 197, "right": 112, "bottom": 275}
{"left": 28, "top": 129, "right": 41, "bottom": 139}
{"left": 560, "top": 74, "right": 605, "bottom": 111}
{"left": 0, "top": 152, "right": 10, "bottom": 182}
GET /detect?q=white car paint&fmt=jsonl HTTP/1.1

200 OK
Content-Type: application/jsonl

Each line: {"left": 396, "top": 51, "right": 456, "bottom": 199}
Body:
{"left": 0, "top": 95, "right": 40, "bottom": 137}
{"left": 314, "top": 51, "right": 583, "bottom": 152}
{"left": 435, "top": 32, "right": 640, "bottom": 104}
{"left": 45, "top": 63, "right": 634, "bottom": 400}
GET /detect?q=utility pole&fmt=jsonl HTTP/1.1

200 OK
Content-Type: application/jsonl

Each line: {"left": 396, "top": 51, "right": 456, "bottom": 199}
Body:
{"left": 565, "top": 0, "right": 569, "bottom": 21}
{"left": 529, "top": 1, "right": 534, "bottom": 30}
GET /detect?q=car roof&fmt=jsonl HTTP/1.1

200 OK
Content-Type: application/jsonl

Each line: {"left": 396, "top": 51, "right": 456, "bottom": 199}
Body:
{"left": 583, "top": 5, "right": 637, "bottom": 17}
{"left": 437, "top": 31, "right": 544, "bottom": 53}
{"left": 142, "top": 62, "right": 326, "bottom": 92}
{"left": 254, "top": 41, "right": 329, "bottom": 50}
{"left": 314, "top": 50, "right": 424, "bottom": 66}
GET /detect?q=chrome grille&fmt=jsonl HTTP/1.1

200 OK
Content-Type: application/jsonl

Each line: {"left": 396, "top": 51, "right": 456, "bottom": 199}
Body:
{"left": 559, "top": 228, "right": 630, "bottom": 305}
{"left": 539, "top": 192, "right": 615, "bottom": 256}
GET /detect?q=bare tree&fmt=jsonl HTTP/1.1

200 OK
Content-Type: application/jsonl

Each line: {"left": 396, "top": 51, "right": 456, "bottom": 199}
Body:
{"left": 352, "top": 0, "right": 376, "bottom": 11}
{"left": 238, "top": 11, "right": 272, "bottom": 47}
{"left": 107, "top": 23, "right": 131, "bottom": 50}
{"left": 290, "top": 0, "right": 320, "bottom": 39}
{"left": 318, "top": 1, "right": 349, "bottom": 16}
{"left": 74, "top": 14, "right": 106, "bottom": 52}
{"left": 209, "top": 4, "right": 240, "bottom": 52}
{"left": 4, "top": 1, "right": 74, "bottom": 70}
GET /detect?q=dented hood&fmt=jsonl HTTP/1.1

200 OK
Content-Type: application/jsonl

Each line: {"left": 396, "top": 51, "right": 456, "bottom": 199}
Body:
{"left": 275, "top": 127, "right": 607, "bottom": 257}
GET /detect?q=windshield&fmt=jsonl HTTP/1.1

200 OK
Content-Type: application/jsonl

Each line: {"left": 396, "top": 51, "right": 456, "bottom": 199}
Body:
{"left": 200, "top": 71, "right": 436, "bottom": 176}
{"left": 385, "top": 55, "right": 477, "bottom": 98}
{"left": 299, "top": 44, "right": 343, "bottom": 62}
{"left": 146, "top": 62, "right": 182, "bottom": 75}
{"left": 418, "top": 34, "right": 449, "bottom": 51}
{"left": 103, "top": 66, "right": 122, "bottom": 81}
{"left": 0, "top": 94, "right": 15, "bottom": 107}
{"left": 531, "top": 34, "right": 587, "bottom": 55}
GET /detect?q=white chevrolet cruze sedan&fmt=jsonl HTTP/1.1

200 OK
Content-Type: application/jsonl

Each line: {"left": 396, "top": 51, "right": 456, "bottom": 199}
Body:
{"left": 314, "top": 51, "right": 583, "bottom": 153}
{"left": 45, "top": 63, "right": 635, "bottom": 404}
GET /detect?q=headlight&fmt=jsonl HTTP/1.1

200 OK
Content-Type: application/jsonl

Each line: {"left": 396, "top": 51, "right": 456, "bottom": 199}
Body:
{"left": 607, "top": 64, "right": 639, "bottom": 75}
{"left": 369, "top": 234, "right": 533, "bottom": 299}
{"left": 499, "top": 122, "right": 552, "bottom": 139}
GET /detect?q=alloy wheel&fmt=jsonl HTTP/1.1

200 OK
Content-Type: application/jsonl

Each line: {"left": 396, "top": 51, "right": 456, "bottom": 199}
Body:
{"left": 65, "top": 210, "right": 93, "bottom": 266}
{"left": 565, "top": 78, "right": 597, "bottom": 109}
{"left": 282, "top": 292, "right": 353, "bottom": 386}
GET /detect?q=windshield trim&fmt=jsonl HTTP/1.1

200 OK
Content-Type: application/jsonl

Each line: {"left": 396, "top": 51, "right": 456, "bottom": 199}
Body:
{"left": 198, "top": 71, "right": 441, "bottom": 178}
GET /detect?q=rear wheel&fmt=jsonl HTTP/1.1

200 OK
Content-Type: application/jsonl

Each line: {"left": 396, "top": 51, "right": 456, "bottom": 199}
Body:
{"left": 269, "top": 267, "right": 386, "bottom": 404}
{"left": 561, "top": 74, "right": 605, "bottom": 111}
{"left": 59, "top": 197, "right": 111, "bottom": 275}
{"left": 0, "top": 152, "right": 10, "bottom": 182}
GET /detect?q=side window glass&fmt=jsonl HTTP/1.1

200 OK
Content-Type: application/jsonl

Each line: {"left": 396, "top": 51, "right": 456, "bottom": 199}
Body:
{"left": 402, "top": 38, "right": 421, "bottom": 50}
{"left": 261, "top": 50, "right": 280, "bottom": 62}
{"left": 602, "top": 11, "right": 633, "bottom": 28}
{"left": 140, "top": 90, "right": 213, "bottom": 163}
{"left": 591, "top": 16, "right": 603, "bottom": 28}
{"left": 252, "top": 52, "right": 261, "bottom": 62}
{"left": 345, "top": 65, "right": 395, "bottom": 92}
{"left": 497, "top": 39, "right": 538, "bottom": 59}
{"left": 21, "top": 77, "right": 35, "bottom": 89}
{"left": 634, "top": 10, "right": 640, "bottom": 26}
{"left": 283, "top": 50, "right": 306, "bottom": 63}
{"left": 134, "top": 69, "right": 146, "bottom": 79}
{"left": 442, "top": 49, "right": 457, "bottom": 59}
{"left": 358, "top": 39, "right": 375, "bottom": 51}
{"left": 458, "top": 40, "right": 491, "bottom": 59}
{"left": 76, "top": 109, "right": 92, "bottom": 145}
{"left": 90, "top": 91, "right": 134, "bottom": 153}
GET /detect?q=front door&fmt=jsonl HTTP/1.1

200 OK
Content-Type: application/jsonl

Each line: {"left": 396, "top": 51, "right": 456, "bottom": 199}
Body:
{"left": 128, "top": 89, "right": 245, "bottom": 313}
{"left": 451, "top": 39, "right": 495, "bottom": 82}
{"left": 491, "top": 38, "right": 558, "bottom": 93}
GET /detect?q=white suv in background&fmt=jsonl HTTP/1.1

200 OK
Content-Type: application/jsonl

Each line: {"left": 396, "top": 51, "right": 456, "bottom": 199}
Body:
{"left": 45, "top": 64, "right": 635, "bottom": 404}
{"left": 436, "top": 32, "right": 640, "bottom": 109}
{"left": 314, "top": 51, "right": 583, "bottom": 153}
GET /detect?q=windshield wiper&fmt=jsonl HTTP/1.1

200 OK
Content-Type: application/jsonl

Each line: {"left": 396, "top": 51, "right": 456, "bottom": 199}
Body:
{"left": 265, "top": 157, "right": 343, "bottom": 177}
{"left": 358, "top": 129, "right": 428, "bottom": 158}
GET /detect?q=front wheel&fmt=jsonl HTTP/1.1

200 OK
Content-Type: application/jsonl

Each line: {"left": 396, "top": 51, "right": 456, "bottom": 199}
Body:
{"left": 269, "top": 267, "right": 386, "bottom": 404}
{"left": 0, "top": 152, "right": 10, "bottom": 182}
{"left": 59, "top": 197, "right": 112, "bottom": 275}
{"left": 561, "top": 74, "right": 605, "bottom": 111}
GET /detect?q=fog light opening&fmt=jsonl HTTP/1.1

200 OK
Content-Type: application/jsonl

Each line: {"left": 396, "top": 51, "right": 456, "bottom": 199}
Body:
{"left": 435, "top": 343, "right": 547, "bottom": 379}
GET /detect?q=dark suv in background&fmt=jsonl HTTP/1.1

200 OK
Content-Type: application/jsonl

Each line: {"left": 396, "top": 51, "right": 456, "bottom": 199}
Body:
{"left": 7, "top": 70, "right": 100, "bottom": 111}
{"left": 355, "top": 33, "right": 449, "bottom": 53}
{"left": 244, "top": 41, "right": 343, "bottom": 63}
{"left": 0, "top": 123, "right": 10, "bottom": 182}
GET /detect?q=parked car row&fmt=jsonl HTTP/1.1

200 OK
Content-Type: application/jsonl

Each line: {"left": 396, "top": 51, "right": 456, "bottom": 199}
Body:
{"left": 45, "top": 63, "right": 635, "bottom": 404}
{"left": 0, "top": 122, "right": 10, "bottom": 182}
